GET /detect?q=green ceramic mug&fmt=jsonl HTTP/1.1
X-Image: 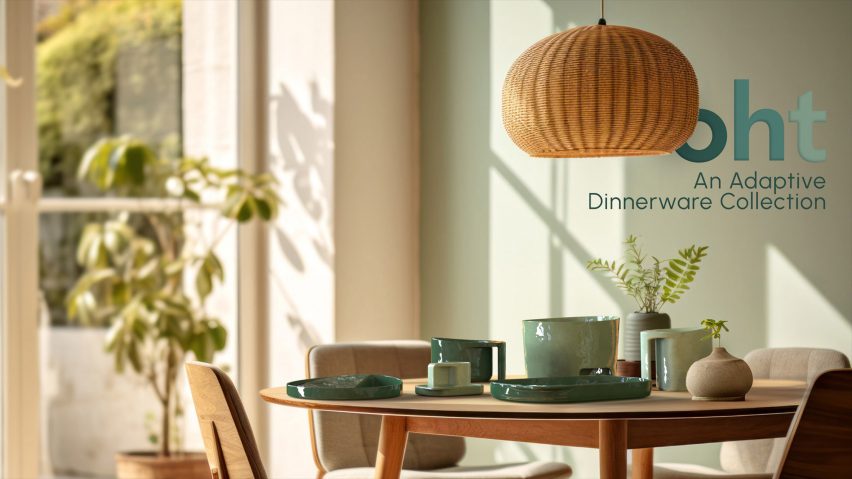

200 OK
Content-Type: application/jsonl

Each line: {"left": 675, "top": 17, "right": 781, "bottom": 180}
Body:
{"left": 640, "top": 327, "right": 711, "bottom": 392}
{"left": 522, "top": 316, "right": 619, "bottom": 378}
{"left": 430, "top": 338, "right": 506, "bottom": 382}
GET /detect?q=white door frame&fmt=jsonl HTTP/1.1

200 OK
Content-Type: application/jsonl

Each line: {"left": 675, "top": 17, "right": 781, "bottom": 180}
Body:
{"left": 2, "top": 0, "right": 39, "bottom": 477}
{"left": 1, "top": 1, "right": 270, "bottom": 475}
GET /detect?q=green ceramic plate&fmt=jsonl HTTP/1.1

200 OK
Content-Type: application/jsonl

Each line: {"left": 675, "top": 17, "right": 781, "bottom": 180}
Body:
{"left": 415, "top": 383, "right": 484, "bottom": 397}
{"left": 287, "top": 374, "right": 402, "bottom": 400}
{"left": 490, "top": 376, "right": 651, "bottom": 403}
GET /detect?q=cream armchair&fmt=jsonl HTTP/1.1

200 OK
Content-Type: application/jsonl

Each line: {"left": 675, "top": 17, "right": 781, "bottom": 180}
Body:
{"left": 651, "top": 347, "right": 850, "bottom": 478}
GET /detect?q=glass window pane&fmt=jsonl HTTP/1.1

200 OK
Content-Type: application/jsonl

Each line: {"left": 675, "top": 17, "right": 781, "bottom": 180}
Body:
{"left": 40, "top": 209, "right": 238, "bottom": 477}
{"left": 36, "top": 0, "right": 183, "bottom": 198}
{"left": 35, "top": 1, "right": 239, "bottom": 476}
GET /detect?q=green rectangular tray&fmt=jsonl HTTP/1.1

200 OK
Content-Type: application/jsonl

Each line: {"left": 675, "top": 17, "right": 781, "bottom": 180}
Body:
{"left": 490, "top": 376, "right": 651, "bottom": 403}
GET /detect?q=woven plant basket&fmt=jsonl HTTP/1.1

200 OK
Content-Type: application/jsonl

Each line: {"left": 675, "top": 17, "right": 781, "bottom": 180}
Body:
{"left": 502, "top": 24, "right": 699, "bottom": 158}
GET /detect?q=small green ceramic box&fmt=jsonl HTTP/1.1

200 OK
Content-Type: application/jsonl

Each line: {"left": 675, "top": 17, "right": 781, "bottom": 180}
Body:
{"left": 428, "top": 361, "right": 470, "bottom": 387}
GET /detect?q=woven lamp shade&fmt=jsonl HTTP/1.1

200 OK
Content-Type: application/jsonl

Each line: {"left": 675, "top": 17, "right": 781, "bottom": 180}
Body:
{"left": 502, "top": 24, "right": 699, "bottom": 158}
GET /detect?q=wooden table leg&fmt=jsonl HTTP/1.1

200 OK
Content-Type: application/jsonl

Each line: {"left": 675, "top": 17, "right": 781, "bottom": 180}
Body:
{"left": 374, "top": 416, "right": 408, "bottom": 479}
{"left": 632, "top": 448, "right": 653, "bottom": 479}
{"left": 599, "top": 419, "right": 628, "bottom": 479}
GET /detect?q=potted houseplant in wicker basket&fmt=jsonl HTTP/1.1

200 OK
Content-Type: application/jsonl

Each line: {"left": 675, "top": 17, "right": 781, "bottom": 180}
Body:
{"left": 587, "top": 235, "right": 709, "bottom": 375}
{"left": 66, "top": 137, "right": 280, "bottom": 479}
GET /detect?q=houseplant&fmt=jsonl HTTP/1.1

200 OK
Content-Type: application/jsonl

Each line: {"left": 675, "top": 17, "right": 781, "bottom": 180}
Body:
{"left": 587, "top": 235, "right": 709, "bottom": 365}
{"left": 686, "top": 319, "right": 753, "bottom": 401}
{"left": 66, "top": 137, "right": 280, "bottom": 478}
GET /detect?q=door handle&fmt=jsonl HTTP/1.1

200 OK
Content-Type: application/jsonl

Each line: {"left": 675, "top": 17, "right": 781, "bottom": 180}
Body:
{"left": 9, "top": 169, "right": 42, "bottom": 205}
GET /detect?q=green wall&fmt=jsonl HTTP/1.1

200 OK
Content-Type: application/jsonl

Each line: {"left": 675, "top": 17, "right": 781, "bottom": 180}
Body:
{"left": 420, "top": 0, "right": 852, "bottom": 475}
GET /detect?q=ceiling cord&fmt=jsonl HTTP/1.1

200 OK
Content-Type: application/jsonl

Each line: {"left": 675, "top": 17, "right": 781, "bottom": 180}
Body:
{"left": 598, "top": 0, "right": 607, "bottom": 25}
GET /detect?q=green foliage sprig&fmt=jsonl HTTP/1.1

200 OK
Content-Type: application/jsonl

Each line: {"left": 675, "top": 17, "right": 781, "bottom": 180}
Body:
{"left": 586, "top": 235, "right": 709, "bottom": 313}
{"left": 701, "top": 319, "right": 729, "bottom": 348}
{"left": 67, "top": 137, "right": 280, "bottom": 456}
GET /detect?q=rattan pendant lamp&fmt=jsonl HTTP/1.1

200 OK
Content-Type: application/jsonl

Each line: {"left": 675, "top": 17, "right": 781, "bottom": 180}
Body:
{"left": 502, "top": 0, "right": 698, "bottom": 158}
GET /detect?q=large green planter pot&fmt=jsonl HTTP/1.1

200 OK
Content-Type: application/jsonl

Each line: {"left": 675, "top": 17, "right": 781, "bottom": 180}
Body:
{"left": 523, "top": 316, "right": 619, "bottom": 378}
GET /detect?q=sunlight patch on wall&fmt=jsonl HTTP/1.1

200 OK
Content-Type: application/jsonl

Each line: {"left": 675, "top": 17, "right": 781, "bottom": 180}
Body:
{"left": 564, "top": 158, "right": 626, "bottom": 320}
{"left": 767, "top": 245, "right": 852, "bottom": 357}
{"left": 488, "top": 0, "right": 552, "bottom": 207}
{"left": 481, "top": 1, "right": 625, "bottom": 474}
{"left": 489, "top": 169, "right": 551, "bottom": 370}
{"left": 266, "top": 1, "right": 335, "bottom": 477}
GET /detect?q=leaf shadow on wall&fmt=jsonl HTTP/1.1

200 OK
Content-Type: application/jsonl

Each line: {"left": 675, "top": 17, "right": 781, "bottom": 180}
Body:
{"left": 267, "top": 81, "right": 337, "bottom": 350}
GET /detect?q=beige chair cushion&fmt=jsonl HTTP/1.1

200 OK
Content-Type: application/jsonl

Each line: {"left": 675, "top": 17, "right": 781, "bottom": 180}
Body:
{"left": 324, "top": 461, "right": 572, "bottom": 479}
{"left": 743, "top": 348, "right": 850, "bottom": 384}
{"left": 308, "top": 341, "right": 466, "bottom": 472}
{"left": 719, "top": 348, "right": 850, "bottom": 474}
{"left": 648, "top": 463, "right": 770, "bottom": 479}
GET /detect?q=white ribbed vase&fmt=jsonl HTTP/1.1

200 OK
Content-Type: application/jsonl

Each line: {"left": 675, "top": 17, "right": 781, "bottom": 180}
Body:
{"left": 623, "top": 312, "right": 670, "bottom": 361}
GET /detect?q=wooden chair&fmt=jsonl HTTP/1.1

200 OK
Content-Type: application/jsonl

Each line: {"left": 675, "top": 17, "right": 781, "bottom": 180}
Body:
{"left": 185, "top": 361, "right": 268, "bottom": 479}
{"left": 773, "top": 368, "right": 852, "bottom": 478}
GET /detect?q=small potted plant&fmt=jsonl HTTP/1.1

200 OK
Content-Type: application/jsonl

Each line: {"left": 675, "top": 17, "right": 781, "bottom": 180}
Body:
{"left": 67, "top": 137, "right": 280, "bottom": 478}
{"left": 686, "top": 319, "right": 753, "bottom": 401}
{"left": 587, "top": 235, "right": 709, "bottom": 367}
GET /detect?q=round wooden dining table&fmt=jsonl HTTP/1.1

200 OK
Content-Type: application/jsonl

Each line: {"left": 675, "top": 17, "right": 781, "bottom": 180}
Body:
{"left": 261, "top": 378, "right": 806, "bottom": 479}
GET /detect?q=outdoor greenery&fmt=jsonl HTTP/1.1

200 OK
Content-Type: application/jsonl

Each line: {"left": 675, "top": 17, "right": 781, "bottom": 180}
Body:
{"left": 36, "top": 0, "right": 183, "bottom": 324}
{"left": 66, "top": 137, "right": 281, "bottom": 456}
{"left": 38, "top": 0, "right": 182, "bottom": 191}
{"left": 701, "top": 319, "right": 730, "bottom": 347}
{"left": 587, "top": 235, "right": 709, "bottom": 313}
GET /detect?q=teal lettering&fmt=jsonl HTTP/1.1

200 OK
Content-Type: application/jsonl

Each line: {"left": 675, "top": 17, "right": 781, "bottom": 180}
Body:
{"left": 789, "top": 91, "right": 827, "bottom": 162}
{"left": 677, "top": 109, "right": 727, "bottom": 163}
{"left": 734, "top": 79, "right": 785, "bottom": 161}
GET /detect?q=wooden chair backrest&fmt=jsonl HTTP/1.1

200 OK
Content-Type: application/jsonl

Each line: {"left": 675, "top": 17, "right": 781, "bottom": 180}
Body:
{"left": 775, "top": 368, "right": 852, "bottom": 478}
{"left": 185, "top": 361, "right": 268, "bottom": 479}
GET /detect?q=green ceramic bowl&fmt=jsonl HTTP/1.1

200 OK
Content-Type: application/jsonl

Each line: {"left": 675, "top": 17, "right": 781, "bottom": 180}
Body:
{"left": 523, "top": 316, "right": 619, "bottom": 378}
{"left": 287, "top": 374, "right": 402, "bottom": 400}
{"left": 490, "top": 376, "right": 651, "bottom": 403}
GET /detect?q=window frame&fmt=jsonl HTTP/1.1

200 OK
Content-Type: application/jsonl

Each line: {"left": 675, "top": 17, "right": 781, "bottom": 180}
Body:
{"left": 1, "top": 1, "right": 269, "bottom": 475}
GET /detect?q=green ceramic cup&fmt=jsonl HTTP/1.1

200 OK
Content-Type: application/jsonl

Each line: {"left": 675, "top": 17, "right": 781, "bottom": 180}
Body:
{"left": 641, "top": 327, "right": 711, "bottom": 392}
{"left": 430, "top": 338, "right": 506, "bottom": 382}
{"left": 522, "top": 316, "right": 619, "bottom": 378}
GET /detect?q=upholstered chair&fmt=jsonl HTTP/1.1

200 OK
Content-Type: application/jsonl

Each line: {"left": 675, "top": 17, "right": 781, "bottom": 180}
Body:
{"left": 308, "top": 340, "right": 573, "bottom": 479}
{"left": 651, "top": 347, "right": 850, "bottom": 478}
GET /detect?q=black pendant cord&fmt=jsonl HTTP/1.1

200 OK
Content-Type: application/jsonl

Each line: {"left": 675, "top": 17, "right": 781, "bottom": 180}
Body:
{"left": 598, "top": 0, "right": 607, "bottom": 25}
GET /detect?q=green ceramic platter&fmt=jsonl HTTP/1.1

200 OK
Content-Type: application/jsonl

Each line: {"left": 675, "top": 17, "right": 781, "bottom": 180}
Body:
{"left": 287, "top": 374, "right": 402, "bottom": 400}
{"left": 490, "top": 376, "right": 651, "bottom": 403}
{"left": 415, "top": 383, "right": 484, "bottom": 397}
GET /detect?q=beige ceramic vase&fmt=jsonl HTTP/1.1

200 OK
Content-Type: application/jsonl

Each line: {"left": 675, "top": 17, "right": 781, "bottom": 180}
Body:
{"left": 686, "top": 347, "right": 753, "bottom": 401}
